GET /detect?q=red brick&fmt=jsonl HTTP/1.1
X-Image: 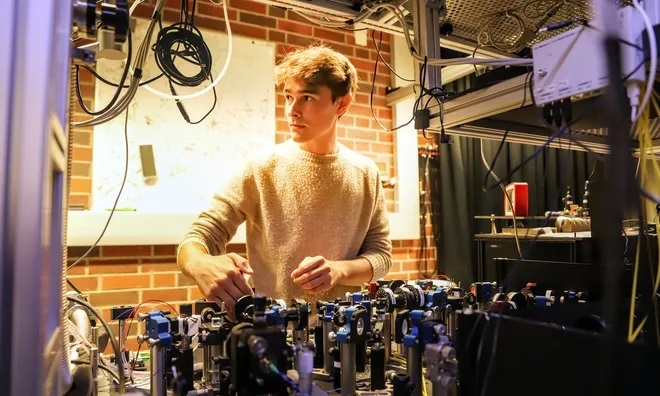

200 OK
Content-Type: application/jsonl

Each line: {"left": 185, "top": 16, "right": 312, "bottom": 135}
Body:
{"left": 153, "top": 273, "right": 177, "bottom": 287}
{"left": 379, "top": 131, "right": 393, "bottom": 142}
{"left": 276, "top": 120, "right": 289, "bottom": 133}
{"left": 327, "top": 43, "right": 354, "bottom": 57}
{"left": 102, "top": 274, "right": 151, "bottom": 290}
{"left": 88, "top": 260, "right": 139, "bottom": 274}
{"left": 355, "top": 141, "right": 369, "bottom": 152}
{"left": 349, "top": 130, "right": 377, "bottom": 141}
{"left": 275, "top": 132, "right": 289, "bottom": 143}
{"left": 68, "top": 246, "right": 100, "bottom": 259}
{"left": 194, "top": 14, "right": 229, "bottom": 31}
{"left": 88, "top": 290, "right": 139, "bottom": 307}
{"left": 189, "top": 287, "right": 205, "bottom": 301}
{"left": 354, "top": 117, "right": 370, "bottom": 129}
{"left": 356, "top": 47, "right": 370, "bottom": 60}
{"left": 348, "top": 104, "right": 375, "bottom": 118}
{"left": 66, "top": 265, "right": 87, "bottom": 276}
{"left": 350, "top": 58, "right": 376, "bottom": 72}
{"left": 269, "top": 30, "right": 286, "bottom": 43}
{"left": 287, "top": 34, "right": 317, "bottom": 48}
{"left": 142, "top": 261, "right": 179, "bottom": 272}
{"left": 392, "top": 249, "right": 409, "bottom": 261}
{"left": 70, "top": 177, "right": 91, "bottom": 194}
{"left": 178, "top": 273, "right": 197, "bottom": 287}
{"left": 232, "top": 22, "right": 267, "bottom": 40}
{"left": 67, "top": 275, "right": 98, "bottom": 291}
{"left": 269, "top": 6, "right": 287, "bottom": 18}
{"left": 197, "top": 2, "right": 236, "bottom": 19}
{"left": 230, "top": 0, "right": 267, "bottom": 14}
{"left": 143, "top": 288, "right": 188, "bottom": 302}
{"left": 313, "top": 27, "right": 346, "bottom": 44}
{"left": 400, "top": 261, "right": 421, "bottom": 272}
{"left": 240, "top": 12, "right": 276, "bottom": 28}
{"left": 70, "top": 145, "right": 91, "bottom": 160}
{"left": 378, "top": 108, "right": 392, "bottom": 120}
{"left": 154, "top": 245, "right": 176, "bottom": 256}
{"left": 102, "top": 245, "right": 152, "bottom": 257}
{"left": 278, "top": 20, "right": 312, "bottom": 36}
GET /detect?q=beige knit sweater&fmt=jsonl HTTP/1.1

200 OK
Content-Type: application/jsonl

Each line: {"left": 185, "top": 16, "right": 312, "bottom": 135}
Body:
{"left": 178, "top": 139, "right": 392, "bottom": 306}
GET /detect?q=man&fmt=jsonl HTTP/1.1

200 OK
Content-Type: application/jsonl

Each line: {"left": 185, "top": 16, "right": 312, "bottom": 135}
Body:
{"left": 177, "top": 45, "right": 392, "bottom": 321}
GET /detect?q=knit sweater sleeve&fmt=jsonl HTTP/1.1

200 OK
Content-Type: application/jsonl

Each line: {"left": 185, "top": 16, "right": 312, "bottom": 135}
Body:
{"left": 358, "top": 171, "right": 393, "bottom": 281}
{"left": 177, "top": 162, "right": 256, "bottom": 257}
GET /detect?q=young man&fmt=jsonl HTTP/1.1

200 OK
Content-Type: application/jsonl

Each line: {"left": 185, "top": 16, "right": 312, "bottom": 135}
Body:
{"left": 177, "top": 45, "right": 392, "bottom": 320}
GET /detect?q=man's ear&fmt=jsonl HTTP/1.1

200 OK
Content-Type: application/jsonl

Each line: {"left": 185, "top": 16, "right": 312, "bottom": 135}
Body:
{"left": 336, "top": 93, "right": 352, "bottom": 118}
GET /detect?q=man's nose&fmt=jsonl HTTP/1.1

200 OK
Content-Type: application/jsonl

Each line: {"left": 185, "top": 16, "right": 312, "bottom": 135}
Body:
{"left": 288, "top": 101, "right": 301, "bottom": 117}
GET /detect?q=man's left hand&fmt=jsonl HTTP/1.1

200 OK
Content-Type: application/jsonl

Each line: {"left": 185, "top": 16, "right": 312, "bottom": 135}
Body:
{"left": 291, "top": 256, "right": 342, "bottom": 294}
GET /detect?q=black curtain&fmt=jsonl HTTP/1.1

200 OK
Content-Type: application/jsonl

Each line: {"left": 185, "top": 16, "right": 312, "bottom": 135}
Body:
{"left": 433, "top": 135, "right": 599, "bottom": 286}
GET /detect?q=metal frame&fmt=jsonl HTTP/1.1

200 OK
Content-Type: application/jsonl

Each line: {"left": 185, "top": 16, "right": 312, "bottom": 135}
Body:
{"left": 1, "top": 0, "right": 70, "bottom": 394}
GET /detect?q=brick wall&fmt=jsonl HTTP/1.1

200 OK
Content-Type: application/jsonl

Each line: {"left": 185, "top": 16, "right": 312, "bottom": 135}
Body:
{"left": 68, "top": 0, "right": 437, "bottom": 348}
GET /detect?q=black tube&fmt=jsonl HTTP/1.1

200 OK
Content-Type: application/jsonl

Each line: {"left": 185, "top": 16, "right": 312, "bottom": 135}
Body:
{"left": 313, "top": 323, "right": 323, "bottom": 369}
{"left": 370, "top": 345, "right": 386, "bottom": 390}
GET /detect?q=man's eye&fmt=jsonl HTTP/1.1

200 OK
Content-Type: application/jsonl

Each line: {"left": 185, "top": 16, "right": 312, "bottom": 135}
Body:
{"left": 304, "top": 96, "right": 313, "bottom": 101}
{"left": 285, "top": 96, "right": 293, "bottom": 101}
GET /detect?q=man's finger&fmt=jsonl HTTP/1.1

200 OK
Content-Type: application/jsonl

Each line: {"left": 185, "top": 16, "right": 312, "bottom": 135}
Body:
{"left": 299, "top": 275, "right": 327, "bottom": 291}
{"left": 215, "top": 289, "right": 237, "bottom": 312}
{"left": 310, "top": 282, "right": 332, "bottom": 294}
{"left": 228, "top": 253, "right": 254, "bottom": 274}
{"left": 233, "top": 275, "right": 254, "bottom": 296}
{"left": 291, "top": 256, "right": 323, "bottom": 278}
{"left": 293, "top": 270, "right": 323, "bottom": 286}
{"left": 224, "top": 281, "right": 246, "bottom": 303}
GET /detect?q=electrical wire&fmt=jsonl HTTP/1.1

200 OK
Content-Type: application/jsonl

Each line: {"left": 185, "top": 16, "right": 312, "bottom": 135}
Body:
{"left": 75, "top": 27, "right": 132, "bottom": 116}
{"left": 480, "top": 138, "right": 522, "bottom": 259}
{"left": 78, "top": 64, "right": 163, "bottom": 88}
{"left": 67, "top": 109, "right": 130, "bottom": 271}
{"left": 142, "top": 0, "right": 233, "bottom": 100}
{"left": 67, "top": 295, "right": 125, "bottom": 393}
{"left": 152, "top": 4, "right": 212, "bottom": 87}
{"left": 74, "top": 0, "right": 167, "bottom": 126}
{"left": 631, "top": 0, "right": 658, "bottom": 122}
{"left": 371, "top": 30, "right": 414, "bottom": 83}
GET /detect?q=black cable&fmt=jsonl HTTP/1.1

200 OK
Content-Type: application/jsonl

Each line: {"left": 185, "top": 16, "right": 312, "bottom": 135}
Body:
{"left": 75, "top": 28, "right": 132, "bottom": 116}
{"left": 481, "top": 71, "right": 531, "bottom": 192}
{"left": 152, "top": 0, "right": 211, "bottom": 88}
{"left": 68, "top": 110, "right": 130, "bottom": 271}
{"left": 372, "top": 30, "right": 414, "bottom": 82}
{"left": 78, "top": 65, "right": 163, "bottom": 88}
{"left": 67, "top": 278, "right": 83, "bottom": 294}
{"left": 169, "top": 76, "right": 218, "bottom": 124}
{"left": 67, "top": 295, "right": 125, "bottom": 393}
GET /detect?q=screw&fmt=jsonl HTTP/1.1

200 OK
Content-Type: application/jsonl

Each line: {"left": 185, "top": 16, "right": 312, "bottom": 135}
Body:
{"left": 537, "top": 69, "right": 547, "bottom": 77}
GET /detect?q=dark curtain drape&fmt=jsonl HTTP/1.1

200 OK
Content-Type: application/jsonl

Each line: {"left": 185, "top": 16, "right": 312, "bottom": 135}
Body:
{"left": 433, "top": 135, "right": 599, "bottom": 286}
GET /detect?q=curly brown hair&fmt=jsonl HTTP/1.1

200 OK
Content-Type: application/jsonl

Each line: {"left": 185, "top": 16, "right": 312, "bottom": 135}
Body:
{"left": 274, "top": 44, "right": 359, "bottom": 101}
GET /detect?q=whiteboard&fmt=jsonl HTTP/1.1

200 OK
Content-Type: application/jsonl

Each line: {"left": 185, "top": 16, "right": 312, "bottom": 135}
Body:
{"left": 92, "top": 20, "right": 276, "bottom": 213}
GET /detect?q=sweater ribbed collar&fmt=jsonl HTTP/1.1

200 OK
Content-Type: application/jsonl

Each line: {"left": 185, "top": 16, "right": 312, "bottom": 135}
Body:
{"left": 286, "top": 139, "right": 343, "bottom": 164}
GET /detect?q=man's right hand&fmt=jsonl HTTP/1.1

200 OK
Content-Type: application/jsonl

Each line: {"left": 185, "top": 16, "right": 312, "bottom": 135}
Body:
{"left": 185, "top": 251, "right": 254, "bottom": 322}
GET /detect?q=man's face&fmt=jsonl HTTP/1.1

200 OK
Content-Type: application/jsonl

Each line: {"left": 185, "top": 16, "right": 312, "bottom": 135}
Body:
{"left": 284, "top": 78, "right": 348, "bottom": 152}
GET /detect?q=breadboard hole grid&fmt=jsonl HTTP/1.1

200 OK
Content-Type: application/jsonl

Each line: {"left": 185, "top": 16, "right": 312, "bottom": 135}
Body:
{"left": 439, "top": 0, "right": 630, "bottom": 52}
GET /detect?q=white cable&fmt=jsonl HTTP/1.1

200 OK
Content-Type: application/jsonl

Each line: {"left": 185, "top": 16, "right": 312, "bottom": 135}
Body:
{"left": 73, "top": 0, "right": 166, "bottom": 126}
{"left": 292, "top": 8, "right": 374, "bottom": 28}
{"left": 632, "top": 0, "right": 657, "bottom": 121}
{"left": 142, "top": 0, "right": 233, "bottom": 100}
{"left": 480, "top": 139, "right": 523, "bottom": 259}
{"left": 129, "top": 0, "right": 148, "bottom": 16}
{"left": 370, "top": 3, "right": 531, "bottom": 67}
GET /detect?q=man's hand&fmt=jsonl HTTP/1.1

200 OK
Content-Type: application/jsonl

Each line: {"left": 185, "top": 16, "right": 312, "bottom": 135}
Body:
{"left": 291, "top": 256, "right": 343, "bottom": 294}
{"left": 188, "top": 252, "right": 254, "bottom": 322}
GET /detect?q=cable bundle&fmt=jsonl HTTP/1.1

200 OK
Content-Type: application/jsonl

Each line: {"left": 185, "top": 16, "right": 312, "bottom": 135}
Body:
{"left": 152, "top": 0, "right": 212, "bottom": 88}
